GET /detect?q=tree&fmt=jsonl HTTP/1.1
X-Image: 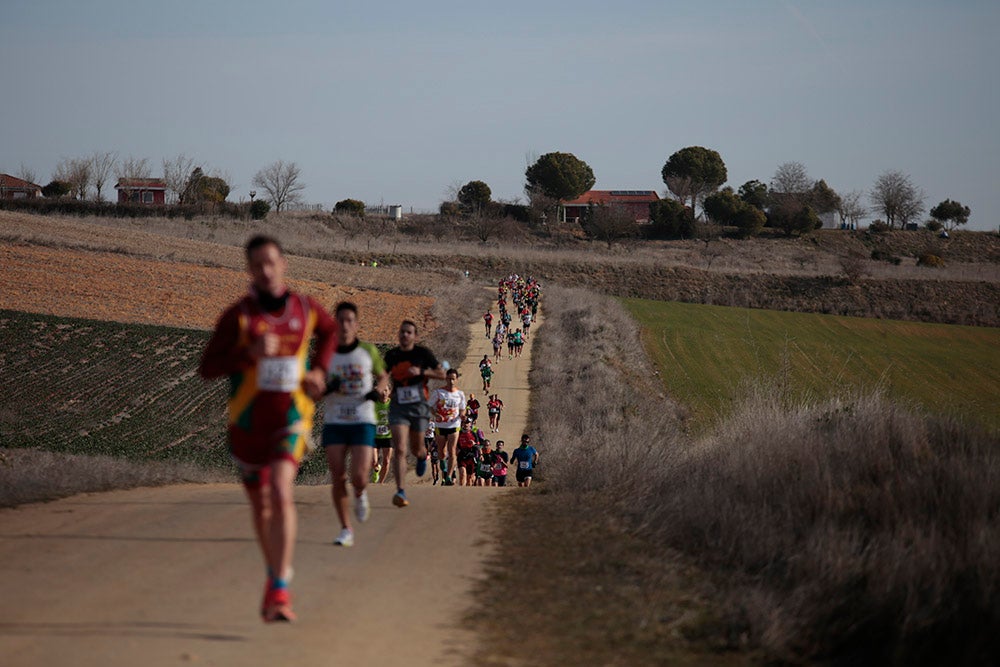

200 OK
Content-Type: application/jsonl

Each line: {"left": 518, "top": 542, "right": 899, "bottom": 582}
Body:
{"left": 738, "top": 179, "right": 769, "bottom": 211}
{"left": 929, "top": 199, "right": 971, "bottom": 230}
{"left": 42, "top": 180, "right": 71, "bottom": 198}
{"left": 704, "top": 188, "right": 766, "bottom": 238}
{"left": 335, "top": 198, "right": 366, "bottom": 217}
{"left": 838, "top": 190, "right": 867, "bottom": 229}
{"left": 647, "top": 198, "right": 694, "bottom": 239}
{"left": 250, "top": 199, "right": 270, "bottom": 220}
{"left": 660, "top": 146, "right": 727, "bottom": 216}
{"left": 53, "top": 157, "right": 92, "bottom": 200}
{"left": 90, "top": 151, "right": 117, "bottom": 202}
{"left": 252, "top": 160, "right": 305, "bottom": 212}
{"left": 810, "top": 179, "right": 842, "bottom": 215}
{"left": 732, "top": 204, "right": 767, "bottom": 238}
{"left": 16, "top": 163, "right": 38, "bottom": 185}
{"left": 199, "top": 175, "right": 230, "bottom": 204}
{"left": 769, "top": 162, "right": 829, "bottom": 236}
{"left": 117, "top": 156, "right": 151, "bottom": 180}
{"left": 770, "top": 161, "right": 811, "bottom": 196}
{"left": 457, "top": 180, "right": 492, "bottom": 214}
{"left": 870, "top": 170, "right": 924, "bottom": 229}
{"left": 163, "top": 154, "right": 196, "bottom": 204}
{"left": 702, "top": 187, "right": 743, "bottom": 224}
{"left": 524, "top": 152, "right": 595, "bottom": 202}
{"left": 582, "top": 204, "right": 637, "bottom": 249}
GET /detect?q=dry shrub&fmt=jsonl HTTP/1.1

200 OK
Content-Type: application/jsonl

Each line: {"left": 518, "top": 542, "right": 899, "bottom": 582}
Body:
{"left": 0, "top": 447, "right": 228, "bottom": 507}
{"left": 529, "top": 286, "right": 1000, "bottom": 664}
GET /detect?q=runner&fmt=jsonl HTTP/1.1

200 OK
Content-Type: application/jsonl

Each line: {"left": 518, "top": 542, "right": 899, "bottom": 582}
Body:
{"left": 492, "top": 328, "right": 505, "bottom": 363}
{"left": 487, "top": 394, "right": 504, "bottom": 433}
{"left": 456, "top": 419, "right": 478, "bottom": 486}
{"left": 483, "top": 310, "right": 493, "bottom": 338}
{"left": 373, "top": 392, "right": 393, "bottom": 484}
{"left": 321, "top": 301, "right": 390, "bottom": 548}
{"left": 466, "top": 392, "right": 481, "bottom": 425}
{"left": 198, "top": 234, "right": 337, "bottom": 623}
{"left": 492, "top": 440, "right": 509, "bottom": 486}
{"left": 475, "top": 439, "right": 495, "bottom": 486}
{"left": 512, "top": 328, "right": 524, "bottom": 358}
{"left": 430, "top": 367, "right": 466, "bottom": 488}
{"left": 383, "top": 319, "right": 447, "bottom": 507}
{"left": 521, "top": 311, "right": 531, "bottom": 339}
{"left": 480, "top": 359, "right": 494, "bottom": 392}
{"left": 510, "top": 434, "right": 539, "bottom": 487}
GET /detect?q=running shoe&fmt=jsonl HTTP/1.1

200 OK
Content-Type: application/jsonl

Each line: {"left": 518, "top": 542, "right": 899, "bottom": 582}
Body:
{"left": 392, "top": 489, "right": 409, "bottom": 507}
{"left": 334, "top": 527, "right": 354, "bottom": 546}
{"left": 262, "top": 586, "right": 296, "bottom": 623}
{"left": 442, "top": 476, "right": 454, "bottom": 486}
{"left": 370, "top": 464, "right": 381, "bottom": 484}
{"left": 355, "top": 491, "right": 370, "bottom": 523}
{"left": 415, "top": 456, "right": 428, "bottom": 477}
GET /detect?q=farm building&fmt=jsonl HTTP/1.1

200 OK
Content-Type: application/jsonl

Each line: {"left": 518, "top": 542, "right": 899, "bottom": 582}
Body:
{"left": 562, "top": 190, "right": 660, "bottom": 223}
{"left": 0, "top": 174, "right": 43, "bottom": 199}
{"left": 115, "top": 178, "right": 167, "bottom": 205}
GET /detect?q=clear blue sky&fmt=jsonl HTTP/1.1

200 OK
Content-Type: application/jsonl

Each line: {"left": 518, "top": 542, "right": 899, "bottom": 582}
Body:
{"left": 2, "top": 0, "right": 997, "bottom": 229}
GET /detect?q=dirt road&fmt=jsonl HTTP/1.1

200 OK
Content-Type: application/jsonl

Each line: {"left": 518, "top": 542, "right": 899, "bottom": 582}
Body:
{"left": 0, "top": 302, "right": 540, "bottom": 666}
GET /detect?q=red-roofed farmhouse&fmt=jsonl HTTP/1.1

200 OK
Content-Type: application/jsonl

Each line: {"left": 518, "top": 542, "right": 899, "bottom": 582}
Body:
{"left": 115, "top": 178, "right": 167, "bottom": 205}
{"left": 562, "top": 189, "right": 660, "bottom": 223}
{"left": 0, "top": 174, "right": 43, "bottom": 199}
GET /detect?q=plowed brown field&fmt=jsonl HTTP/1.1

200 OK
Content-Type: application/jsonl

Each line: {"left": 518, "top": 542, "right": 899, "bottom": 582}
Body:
{"left": 0, "top": 243, "right": 431, "bottom": 341}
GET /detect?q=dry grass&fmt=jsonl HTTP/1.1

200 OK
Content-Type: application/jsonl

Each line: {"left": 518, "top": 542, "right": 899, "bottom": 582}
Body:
{"left": 0, "top": 447, "right": 229, "bottom": 506}
{"left": 511, "top": 285, "right": 1000, "bottom": 665}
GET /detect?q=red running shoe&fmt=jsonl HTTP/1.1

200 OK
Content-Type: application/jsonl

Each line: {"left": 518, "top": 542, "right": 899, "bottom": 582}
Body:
{"left": 262, "top": 585, "right": 296, "bottom": 623}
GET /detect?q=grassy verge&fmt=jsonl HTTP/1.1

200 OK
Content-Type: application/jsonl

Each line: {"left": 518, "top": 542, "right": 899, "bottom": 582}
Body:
{"left": 624, "top": 298, "right": 1000, "bottom": 433}
{"left": 479, "top": 287, "right": 1000, "bottom": 665}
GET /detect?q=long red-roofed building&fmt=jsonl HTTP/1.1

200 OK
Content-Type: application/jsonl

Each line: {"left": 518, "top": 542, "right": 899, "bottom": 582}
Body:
{"left": 562, "top": 189, "right": 660, "bottom": 223}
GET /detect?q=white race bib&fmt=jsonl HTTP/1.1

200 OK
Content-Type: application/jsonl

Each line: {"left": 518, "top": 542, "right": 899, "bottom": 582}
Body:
{"left": 396, "top": 385, "right": 422, "bottom": 404}
{"left": 376, "top": 425, "right": 390, "bottom": 437}
{"left": 335, "top": 403, "right": 359, "bottom": 422}
{"left": 519, "top": 460, "right": 530, "bottom": 470}
{"left": 258, "top": 356, "right": 301, "bottom": 392}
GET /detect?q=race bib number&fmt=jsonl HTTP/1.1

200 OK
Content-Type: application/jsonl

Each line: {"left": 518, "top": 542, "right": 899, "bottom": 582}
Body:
{"left": 519, "top": 460, "right": 530, "bottom": 470}
{"left": 335, "top": 403, "right": 359, "bottom": 422}
{"left": 258, "top": 356, "right": 301, "bottom": 392}
{"left": 396, "top": 385, "right": 422, "bottom": 404}
{"left": 376, "top": 424, "right": 390, "bottom": 437}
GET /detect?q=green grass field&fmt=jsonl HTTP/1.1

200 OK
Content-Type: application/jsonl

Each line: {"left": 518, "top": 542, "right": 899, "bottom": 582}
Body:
{"left": 623, "top": 299, "right": 1000, "bottom": 433}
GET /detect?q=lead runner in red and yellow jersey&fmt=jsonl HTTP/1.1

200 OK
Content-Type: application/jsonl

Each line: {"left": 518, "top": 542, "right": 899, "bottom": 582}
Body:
{"left": 199, "top": 235, "right": 337, "bottom": 623}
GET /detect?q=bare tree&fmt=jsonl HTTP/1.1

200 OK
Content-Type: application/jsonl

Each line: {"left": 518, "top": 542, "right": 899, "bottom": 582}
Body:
{"left": 117, "top": 156, "right": 151, "bottom": 180}
{"left": 90, "top": 151, "right": 118, "bottom": 202}
{"left": 252, "top": 160, "right": 305, "bottom": 212}
{"left": 838, "top": 190, "right": 868, "bottom": 229}
{"left": 467, "top": 212, "right": 507, "bottom": 244}
{"left": 54, "top": 157, "right": 93, "bottom": 200}
{"left": 870, "top": 170, "right": 924, "bottom": 229}
{"left": 16, "top": 163, "right": 38, "bottom": 185}
{"left": 582, "top": 204, "right": 638, "bottom": 250}
{"left": 162, "top": 154, "right": 196, "bottom": 204}
{"left": 771, "top": 161, "right": 812, "bottom": 195}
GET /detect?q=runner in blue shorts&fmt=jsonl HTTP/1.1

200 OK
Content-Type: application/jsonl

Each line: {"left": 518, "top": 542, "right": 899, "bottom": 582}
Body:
{"left": 321, "top": 302, "right": 389, "bottom": 546}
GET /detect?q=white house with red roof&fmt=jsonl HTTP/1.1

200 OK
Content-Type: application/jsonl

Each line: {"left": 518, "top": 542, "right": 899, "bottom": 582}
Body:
{"left": 561, "top": 190, "right": 660, "bottom": 224}
{"left": 0, "top": 174, "right": 43, "bottom": 199}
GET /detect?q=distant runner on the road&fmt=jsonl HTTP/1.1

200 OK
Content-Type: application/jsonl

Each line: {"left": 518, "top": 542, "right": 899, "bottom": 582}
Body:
{"left": 510, "top": 434, "right": 539, "bottom": 487}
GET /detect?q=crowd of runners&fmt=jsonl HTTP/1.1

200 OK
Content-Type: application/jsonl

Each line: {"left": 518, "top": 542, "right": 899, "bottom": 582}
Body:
{"left": 199, "top": 241, "right": 542, "bottom": 623}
